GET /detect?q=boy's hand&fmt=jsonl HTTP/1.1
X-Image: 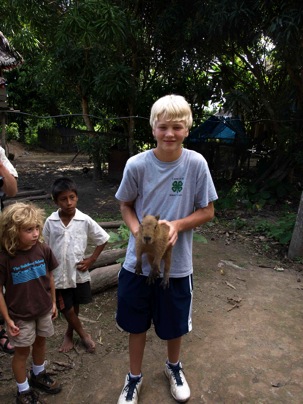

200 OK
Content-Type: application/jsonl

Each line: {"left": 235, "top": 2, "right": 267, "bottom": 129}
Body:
{"left": 7, "top": 320, "right": 20, "bottom": 337}
{"left": 52, "top": 302, "right": 58, "bottom": 320}
{"left": 76, "top": 257, "right": 93, "bottom": 272}
{"left": 159, "top": 219, "right": 178, "bottom": 246}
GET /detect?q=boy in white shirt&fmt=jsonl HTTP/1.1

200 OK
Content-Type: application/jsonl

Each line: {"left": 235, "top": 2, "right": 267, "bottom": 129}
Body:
{"left": 43, "top": 177, "right": 110, "bottom": 353}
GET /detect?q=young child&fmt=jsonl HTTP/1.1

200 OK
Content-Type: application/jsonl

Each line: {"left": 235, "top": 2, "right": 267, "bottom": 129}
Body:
{"left": 43, "top": 177, "right": 110, "bottom": 353}
{"left": 115, "top": 94, "right": 218, "bottom": 403}
{"left": 0, "top": 202, "right": 61, "bottom": 404}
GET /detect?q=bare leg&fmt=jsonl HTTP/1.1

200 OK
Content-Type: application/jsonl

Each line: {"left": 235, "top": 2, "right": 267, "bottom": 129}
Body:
{"left": 167, "top": 336, "right": 182, "bottom": 363}
{"left": 129, "top": 332, "right": 146, "bottom": 375}
{"left": 59, "top": 315, "right": 74, "bottom": 353}
{"left": 32, "top": 335, "right": 46, "bottom": 366}
{"left": 60, "top": 305, "right": 95, "bottom": 353}
{"left": 12, "top": 346, "right": 30, "bottom": 383}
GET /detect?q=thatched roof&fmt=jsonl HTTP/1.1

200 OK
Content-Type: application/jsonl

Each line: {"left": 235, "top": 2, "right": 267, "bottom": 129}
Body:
{"left": 0, "top": 31, "right": 24, "bottom": 71}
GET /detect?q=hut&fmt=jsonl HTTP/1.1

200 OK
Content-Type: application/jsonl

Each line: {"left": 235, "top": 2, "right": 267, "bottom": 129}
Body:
{"left": 186, "top": 115, "right": 249, "bottom": 179}
{"left": 0, "top": 31, "right": 24, "bottom": 152}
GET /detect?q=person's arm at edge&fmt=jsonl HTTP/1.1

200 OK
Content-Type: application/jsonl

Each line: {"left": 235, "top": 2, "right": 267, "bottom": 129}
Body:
{"left": 0, "top": 285, "right": 20, "bottom": 336}
{"left": 0, "top": 163, "right": 17, "bottom": 197}
{"left": 49, "top": 271, "right": 58, "bottom": 320}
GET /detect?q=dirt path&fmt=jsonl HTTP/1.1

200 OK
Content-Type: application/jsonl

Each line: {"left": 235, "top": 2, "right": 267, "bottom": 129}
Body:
{"left": 0, "top": 145, "right": 302, "bottom": 403}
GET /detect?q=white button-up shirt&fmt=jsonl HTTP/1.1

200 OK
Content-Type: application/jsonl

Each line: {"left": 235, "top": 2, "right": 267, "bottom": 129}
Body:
{"left": 43, "top": 208, "right": 110, "bottom": 289}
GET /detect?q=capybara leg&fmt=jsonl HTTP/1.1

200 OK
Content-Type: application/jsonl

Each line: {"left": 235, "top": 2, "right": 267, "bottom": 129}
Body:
{"left": 147, "top": 263, "right": 160, "bottom": 284}
{"left": 160, "top": 249, "right": 172, "bottom": 288}
{"left": 135, "top": 259, "right": 143, "bottom": 275}
{"left": 160, "top": 273, "right": 169, "bottom": 289}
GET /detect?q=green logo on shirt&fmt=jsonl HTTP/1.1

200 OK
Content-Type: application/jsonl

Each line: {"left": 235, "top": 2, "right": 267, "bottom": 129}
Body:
{"left": 172, "top": 180, "right": 183, "bottom": 193}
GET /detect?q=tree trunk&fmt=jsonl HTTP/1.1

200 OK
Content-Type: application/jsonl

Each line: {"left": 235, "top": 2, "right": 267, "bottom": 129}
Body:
{"left": 89, "top": 248, "right": 126, "bottom": 270}
{"left": 128, "top": 101, "right": 135, "bottom": 156}
{"left": 81, "top": 95, "right": 94, "bottom": 131}
{"left": 81, "top": 95, "right": 103, "bottom": 180}
{"left": 90, "top": 263, "right": 120, "bottom": 294}
{"left": 92, "top": 150, "right": 103, "bottom": 180}
{"left": 288, "top": 191, "right": 303, "bottom": 259}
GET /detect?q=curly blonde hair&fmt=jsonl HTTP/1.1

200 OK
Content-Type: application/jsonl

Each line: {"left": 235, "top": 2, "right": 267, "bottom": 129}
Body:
{"left": 149, "top": 94, "right": 193, "bottom": 129}
{"left": 0, "top": 202, "right": 45, "bottom": 256}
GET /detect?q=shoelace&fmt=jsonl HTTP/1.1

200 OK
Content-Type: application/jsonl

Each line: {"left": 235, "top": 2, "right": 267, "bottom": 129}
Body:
{"left": 169, "top": 365, "right": 183, "bottom": 386}
{"left": 38, "top": 373, "right": 53, "bottom": 386}
{"left": 124, "top": 376, "right": 141, "bottom": 400}
{"left": 20, "top": 390, "right": 40, "bottom": 404}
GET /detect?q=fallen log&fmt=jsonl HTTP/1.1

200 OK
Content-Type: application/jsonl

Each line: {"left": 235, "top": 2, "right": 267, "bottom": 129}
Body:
{"left": 14, "top": 189, "right": 47, "bottom": 197}
{"left": 89, "top": 248, "right": 126, "bottom": 270}
{"left": 98, "top": 221, "right": 124, "bottom": 228}
{"left": 4, "top": 194, "right": 52, "bottom": 206}
{"left": 90, "top": 263, "right": 121, "bottom": 294}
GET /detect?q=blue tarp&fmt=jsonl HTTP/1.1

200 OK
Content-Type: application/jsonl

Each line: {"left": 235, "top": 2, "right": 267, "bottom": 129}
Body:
{"left": 188, "top": 115, "right": 248, "bottom": 145}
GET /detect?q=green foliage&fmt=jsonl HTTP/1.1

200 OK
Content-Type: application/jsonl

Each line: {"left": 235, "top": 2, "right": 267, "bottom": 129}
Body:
{"left": 6, "top": 122, "right": 20, "bottom": 141}
{"left": 253, "top": 213, "right": 297, "bottom": 245}
{"left": 193, "top": 233, "right": 208, "bottom": 243}
{"left": 215, "top": 178, "right": 295, "bottom": 212}
{"left": 24, "top": 118, "right": 54, "bottom": 146}
{"left": 1, "top": 0, "right": 303, "bottom": 184}
{"left": 232, "top": 217, "right": 247, "bottom": 231}
{"left": 75, "top": 132, "right": 111, "bottom": 169}
{"left": 107, "top": 224, "right": 130, "bottom": 249}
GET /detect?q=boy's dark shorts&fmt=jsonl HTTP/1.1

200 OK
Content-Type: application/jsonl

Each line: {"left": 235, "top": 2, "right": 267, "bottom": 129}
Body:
{"left": 56, "top": 281, "right": 92, "bottom": 312}
{"left": 116, "top": 267, "right": 193, "bottom": 340}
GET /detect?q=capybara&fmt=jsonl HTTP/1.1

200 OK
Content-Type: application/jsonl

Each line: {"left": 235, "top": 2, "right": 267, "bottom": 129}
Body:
{"left": 135, "top": 214, "right": 172, "bottom": 288}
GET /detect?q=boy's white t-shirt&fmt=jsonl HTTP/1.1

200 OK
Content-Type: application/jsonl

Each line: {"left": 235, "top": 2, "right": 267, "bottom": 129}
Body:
{"left": 115, "top": 148, "right": 218, "bottom": 278}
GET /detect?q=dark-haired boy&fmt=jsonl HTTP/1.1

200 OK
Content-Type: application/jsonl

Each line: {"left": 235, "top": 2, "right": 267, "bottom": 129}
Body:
{"left": 43, "top": 177, "right": 110, "bottom": 353}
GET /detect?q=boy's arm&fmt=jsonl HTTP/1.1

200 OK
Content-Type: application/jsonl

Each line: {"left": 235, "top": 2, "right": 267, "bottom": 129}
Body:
{"left": 0, "top": 286, "right": 20, "bottom": 336}
{"left": 0, "top": 163, "right": 18, "bottom": 197}
{"left": 160, "top": 202, "right": 215, "bottom": 246}
{"left": 119, "top": 200, "right": 140, "bottom": 236}
{"left": 49, "top": 271, "right": 58, "bottom": 320}
{"left": 77, "top": 243, "right": 108, "bottom": 272}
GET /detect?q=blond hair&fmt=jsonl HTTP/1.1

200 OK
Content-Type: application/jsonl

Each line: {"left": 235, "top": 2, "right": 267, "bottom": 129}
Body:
{"left": 149, "top": 94, "right": 193, "bottom": 129}
{"left": 0, "top": 202, "right": 45, "bottom": 256}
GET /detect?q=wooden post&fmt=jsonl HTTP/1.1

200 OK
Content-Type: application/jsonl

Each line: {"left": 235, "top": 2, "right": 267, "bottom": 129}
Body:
{"left": 288, "top": 191, "right": 303, "bottom": 259}
{"left": 1, "top": 111, "right": 6, "bottom": 153}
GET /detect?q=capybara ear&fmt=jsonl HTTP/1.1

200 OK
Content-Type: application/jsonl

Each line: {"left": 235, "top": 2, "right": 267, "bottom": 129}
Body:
{"left": 155, "top": 215, "right": 160, "bottom": 221}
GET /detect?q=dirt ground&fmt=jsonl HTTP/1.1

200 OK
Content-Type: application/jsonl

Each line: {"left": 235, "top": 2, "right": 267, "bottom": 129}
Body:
{"left": 0, "top": 142, "right": 303, "bottom": 404}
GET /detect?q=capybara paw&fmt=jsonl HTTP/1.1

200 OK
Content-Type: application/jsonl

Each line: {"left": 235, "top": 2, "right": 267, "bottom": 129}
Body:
{"left": 147, "top": 275, "right": 155, "bottom": 285}
{"left": 160, "top": 278, "right": 169, "bottom": 289}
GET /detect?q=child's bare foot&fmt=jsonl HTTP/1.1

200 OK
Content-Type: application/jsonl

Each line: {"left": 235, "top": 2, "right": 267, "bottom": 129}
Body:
{"left": 59, "top": 334, "right": 74, "bottom": 352}
{"left": 81, "top": 334, "right": 95, "bottom": 353}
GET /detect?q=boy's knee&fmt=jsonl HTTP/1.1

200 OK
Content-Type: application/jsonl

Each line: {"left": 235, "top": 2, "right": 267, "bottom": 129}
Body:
{"left": 33, "top": 335, "right": 46, "bottom": 347}
{"left": 14, "top": 346, "right": 31, "bottom": 359}
{"left": 62, "top": 306, "right": 76, "bottom": 319}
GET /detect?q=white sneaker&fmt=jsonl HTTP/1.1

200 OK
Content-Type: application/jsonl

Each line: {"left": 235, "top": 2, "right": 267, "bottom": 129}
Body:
{"left": 118, "top": 373, "right": 143, "bottom": 404}
{"left": 165, "top": 362, "right": 190, "bottom": 402}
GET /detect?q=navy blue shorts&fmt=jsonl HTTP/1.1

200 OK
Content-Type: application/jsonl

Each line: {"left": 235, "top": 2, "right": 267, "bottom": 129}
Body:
{"left": 116, "top": 267, "right": 193, "bottom": 340}
{"left": 56, "top": 281, "right": 92, "bottom": 312}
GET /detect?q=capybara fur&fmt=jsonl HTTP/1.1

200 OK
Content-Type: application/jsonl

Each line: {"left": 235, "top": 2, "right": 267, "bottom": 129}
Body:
{"left": 135, "top": 214, "right": 172, "bottom": 288}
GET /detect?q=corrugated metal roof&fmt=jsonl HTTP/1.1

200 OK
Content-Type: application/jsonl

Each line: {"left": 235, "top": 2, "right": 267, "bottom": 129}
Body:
{"left": 0, "top": 31, "right": 24, "bottom": 71}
